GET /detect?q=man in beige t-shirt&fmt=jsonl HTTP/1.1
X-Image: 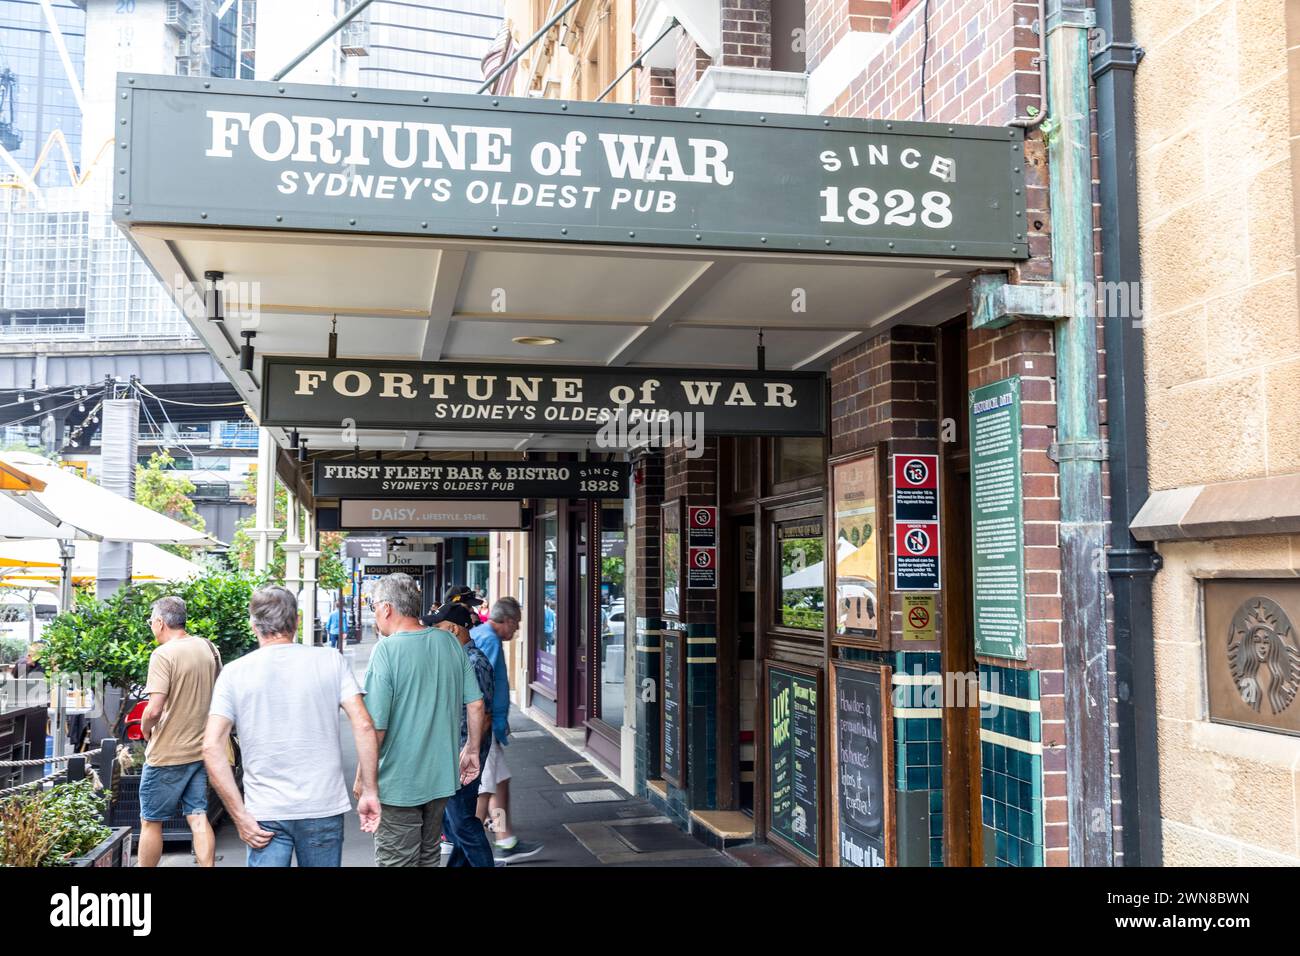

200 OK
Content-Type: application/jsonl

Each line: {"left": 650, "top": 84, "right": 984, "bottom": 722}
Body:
{"left": 138, "top": 596, "right": 219, "bottom": 867}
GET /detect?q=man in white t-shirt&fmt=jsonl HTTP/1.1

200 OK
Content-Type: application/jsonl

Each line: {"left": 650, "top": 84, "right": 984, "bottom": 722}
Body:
{"left": 202, "top": 586, "right": 381, "bottom": 867}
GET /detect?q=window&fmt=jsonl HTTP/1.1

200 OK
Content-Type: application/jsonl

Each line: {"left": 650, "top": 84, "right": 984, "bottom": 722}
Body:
{"left": 661, "top": 501, "right": 682, "bottom": 620}
{"left": 777, "top": 516, "right": 825, "bottom": 632}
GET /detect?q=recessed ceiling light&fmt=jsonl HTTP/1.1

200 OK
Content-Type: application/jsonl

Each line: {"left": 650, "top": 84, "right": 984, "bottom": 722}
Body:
{"left": 512, "top": 335, "right": 561, "bottom": 346}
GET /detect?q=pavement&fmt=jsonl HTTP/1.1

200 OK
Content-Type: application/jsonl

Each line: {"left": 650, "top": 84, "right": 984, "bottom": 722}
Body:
{"left": 160, "top": 633, "right": 733, "bottom": 868}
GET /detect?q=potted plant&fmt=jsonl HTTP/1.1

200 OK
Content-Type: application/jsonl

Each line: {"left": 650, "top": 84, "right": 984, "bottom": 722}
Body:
{"left": 42, "top": 572, "right": 259, "bottom": 839}
{"left": 0, "top": 779, "right": 128, "bottom": 867}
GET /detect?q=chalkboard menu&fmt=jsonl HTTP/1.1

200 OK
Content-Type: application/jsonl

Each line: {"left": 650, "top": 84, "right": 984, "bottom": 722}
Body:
{"left": 768, "top": 665, "right": 819, "bottom": 860}
{"left": 832, "top": 662, "right": 892, "bottom": 867}
{"left": 661, "top": 628, "right": 685, "bottom": 787}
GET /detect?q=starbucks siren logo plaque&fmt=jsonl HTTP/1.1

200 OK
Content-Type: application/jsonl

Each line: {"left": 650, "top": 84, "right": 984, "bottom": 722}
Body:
{"left": 1227, "top": 597, "right": 1300, "bottom": 715}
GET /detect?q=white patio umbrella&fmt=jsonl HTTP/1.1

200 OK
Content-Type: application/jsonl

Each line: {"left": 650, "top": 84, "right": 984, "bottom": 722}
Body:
{"left": 0, "top": 539, "right": 204, "bottom": 583}
{"left": 0, "top": 452, "right": 218, "bottom": 547}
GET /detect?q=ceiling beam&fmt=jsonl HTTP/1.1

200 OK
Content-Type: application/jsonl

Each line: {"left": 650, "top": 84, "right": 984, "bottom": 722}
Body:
{"left": 607, "top": 259, "right": 734, "bottom": 367}
{"left": 421, "top": 249, "right": 468, "bottom": 361}
{"left": 792, "top": 277, "right": 967, "bottom": 369}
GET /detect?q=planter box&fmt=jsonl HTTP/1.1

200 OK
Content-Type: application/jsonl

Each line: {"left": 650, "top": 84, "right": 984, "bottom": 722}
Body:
{"left": 70, "top": 826, "right": 133, "bottom": 868}
{"left": 110, "top": 770, "right": 228, "bottom": 843}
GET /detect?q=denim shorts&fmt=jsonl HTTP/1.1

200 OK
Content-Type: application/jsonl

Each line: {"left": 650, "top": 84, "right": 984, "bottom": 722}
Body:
{"left": 140, "top": 760, "right": 208, "bottom": 821}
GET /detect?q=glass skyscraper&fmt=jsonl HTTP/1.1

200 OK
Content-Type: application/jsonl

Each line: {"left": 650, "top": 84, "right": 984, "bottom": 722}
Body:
{"left": 0, "top": 0, "right": 85, "bottom": 190}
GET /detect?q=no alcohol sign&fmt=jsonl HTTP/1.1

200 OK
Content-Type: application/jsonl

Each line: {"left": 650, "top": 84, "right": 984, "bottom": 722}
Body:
{"left": 892, "top": 454, "right": 940, "bottom": 591}
{"left": 688, "top": 544, "right": 717, "bottom": 589}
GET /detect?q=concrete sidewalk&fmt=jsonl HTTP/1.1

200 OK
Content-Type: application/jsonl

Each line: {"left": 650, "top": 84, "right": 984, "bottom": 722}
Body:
{"left": 161, "top": 634, "right": 731, "bottom": 867}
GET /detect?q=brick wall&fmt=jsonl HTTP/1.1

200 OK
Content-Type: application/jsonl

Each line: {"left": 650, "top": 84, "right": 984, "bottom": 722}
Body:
{"left": 636, "top": 66, "right": 676, "bottom": 106}
{"left": 674, "top": 30, "right": 711, "bottom": 105}
{"left": 830, "top": 326, "right": 939, "bottom": 647}
{"left": 805, "top": 0, "right": 894, "bottom": 72}
{"left": 966, "top": 320, "right": 1067, "bottom": 864}
{"left": 721, "top": 0, "right": 772, "bottom": 69}
{"left": 829, "top": 0, "right": 1041, "bottom": 128}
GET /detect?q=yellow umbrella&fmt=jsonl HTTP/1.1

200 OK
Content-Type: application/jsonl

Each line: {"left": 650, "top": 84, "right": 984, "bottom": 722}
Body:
{"left": 0, "top": 460, "right": 45, "bottom": 493}
{"left": 836, "top": 543, "right": 877, "bottom": 583}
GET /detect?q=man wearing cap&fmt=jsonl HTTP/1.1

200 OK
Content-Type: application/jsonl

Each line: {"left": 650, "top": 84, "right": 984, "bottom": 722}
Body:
{"left": 429, "top": 600, "right": 497, "bottom": 867}
{"left": 359, "top": 573, "right": 485, "bottom": 867}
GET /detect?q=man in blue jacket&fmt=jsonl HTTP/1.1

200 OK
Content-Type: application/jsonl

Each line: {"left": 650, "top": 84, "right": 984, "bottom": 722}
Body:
{"left": 471, "top": 595, "right": 543, "bottom": 864}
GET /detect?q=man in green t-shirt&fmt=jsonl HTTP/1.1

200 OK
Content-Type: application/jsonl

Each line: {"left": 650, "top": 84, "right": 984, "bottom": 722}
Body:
{"left": 360, "top": 573, "right": 485, "bottom": 867}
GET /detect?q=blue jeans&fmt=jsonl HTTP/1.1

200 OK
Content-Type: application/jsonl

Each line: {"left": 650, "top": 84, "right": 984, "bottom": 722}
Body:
{"left": 443, "top": 776, "right": 494, "bottom": 868}
{"left": 246, "top": 815, "right": 345, "bottom": 867}
{"left": 140, "top": 760, "right": 207, "bottom": 821}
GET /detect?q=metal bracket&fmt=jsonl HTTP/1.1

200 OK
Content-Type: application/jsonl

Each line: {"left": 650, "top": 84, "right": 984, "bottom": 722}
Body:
{"left": 1106, "top": 547, "right": 1163, "bottom": 576}
{"left": 970, "top": 275, "right": 1068, "bottom": 330}
{"left": 1045, "top": 1, "right": 1095, "bottom": 35}
{"left": 1048, "top": 439, "right": 1108, "bottom": 463}
{"left": 1091, "top": 41, "right": 1144, "bottom": 77}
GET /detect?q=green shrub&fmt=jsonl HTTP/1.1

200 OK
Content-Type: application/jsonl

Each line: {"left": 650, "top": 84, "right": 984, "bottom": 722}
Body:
{"left": 0, "top": 637, "right": 27, "bottom": 666}
{"left": 0, "top": 780, "right": 111, "bottom": 867}
{"left": 42, "top": 570, "right": 261, "bottom": 731}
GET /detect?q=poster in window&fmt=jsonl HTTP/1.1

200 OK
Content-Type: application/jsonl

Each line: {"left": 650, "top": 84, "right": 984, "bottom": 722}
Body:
{"left": 830, "top": 451, "right": 883, "bottom": 648}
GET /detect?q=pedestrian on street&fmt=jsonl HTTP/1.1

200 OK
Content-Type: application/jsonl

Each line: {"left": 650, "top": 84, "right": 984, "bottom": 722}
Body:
{"left": 472, "top": 596, "right": 543, "bottom": 863}
{"left": 361, "top": 573, "right": 485, "bottom": 867}
{"left": 203, "top": 586, "right": 380, "bottom": 867}
{"left": 138, "top": 596, "right": 220, "bottom": 867}
{"left": 326, "top": 601, "right": 348, "bottom": 648}
{"left": 430, "top": 600, "right": 497, "bottom": 867}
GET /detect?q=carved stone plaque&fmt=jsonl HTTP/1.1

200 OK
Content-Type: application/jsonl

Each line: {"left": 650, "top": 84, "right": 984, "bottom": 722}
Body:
{"left": 1205, "top": 579, "right": 1300, "bottom": 735}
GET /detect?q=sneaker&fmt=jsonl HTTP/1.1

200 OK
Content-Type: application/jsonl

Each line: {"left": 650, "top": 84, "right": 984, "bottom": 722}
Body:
{"left": 493, "top": 839, "right": 543, "bottom": 864}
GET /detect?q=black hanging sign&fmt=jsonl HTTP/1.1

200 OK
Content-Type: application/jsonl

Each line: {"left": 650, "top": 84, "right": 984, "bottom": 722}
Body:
{"left": 261, "top": 357, "right": 826, "bottom": 436}
{"left": 315, "top": 458, "right": 627, "bottom": 499}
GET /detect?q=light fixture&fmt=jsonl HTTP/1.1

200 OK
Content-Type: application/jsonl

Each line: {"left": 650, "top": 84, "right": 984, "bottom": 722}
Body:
{"left": 204, "top": 270, "right": 225, "bottom": 322}
{"left": 298, "top": 437, "right": 308, "bottom": 463}
{"left": 756, "top": 328, "right": 766, "bottom": 372}
{"left": 32, "top": 401, "right": 41, "bottom": 411}
{"left": 78, "top": 403, "right": 85, "bottom": 412}
{"left": 328, "top": 315, "right": 338, "bottom": 359}
{"left": 512, "top": 335, "right": 560, "bottom": 346}
{"left": 289, "top": 428, "right": 300, "bottom": 450}
{"left": 239, "top": 329, "right": 257, "bottom": 371}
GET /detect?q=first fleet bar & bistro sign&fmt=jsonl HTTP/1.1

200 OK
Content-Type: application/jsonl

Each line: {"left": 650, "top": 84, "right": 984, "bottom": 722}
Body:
{"left": 113, "top": 75, "right": 1028, "bottom": 260}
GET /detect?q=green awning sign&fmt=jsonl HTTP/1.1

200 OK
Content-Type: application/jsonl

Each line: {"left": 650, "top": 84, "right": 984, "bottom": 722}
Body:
{"left": 114, "top": 75, "right": 1029, "bottom": 260}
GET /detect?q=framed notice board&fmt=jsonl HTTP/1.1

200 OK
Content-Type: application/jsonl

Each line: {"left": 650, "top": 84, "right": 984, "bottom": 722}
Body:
{"left": 766, "top": 661, "right": 822, "bottom": 862}
{"left": 830, "top": 660, "right": 895, "bottom": 867}
{"left": 661, "top": 627, "right": 686, "bottom": 788}
{"left": 829, "top": 448, "right": 888, "bottom": 649}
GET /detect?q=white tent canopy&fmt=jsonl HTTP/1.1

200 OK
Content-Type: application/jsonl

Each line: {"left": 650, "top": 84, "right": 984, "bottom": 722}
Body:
{"left": 0, "top": 493, "right": 78, "bottom": 540}
{"left": 781, "top": 538, "right": 856, "bottom": 590}
{"left": 0, "top": 452, "right": 219, "bottom": 546}
{"left": 0, "top": 539, "right": 204, "bottom": 583}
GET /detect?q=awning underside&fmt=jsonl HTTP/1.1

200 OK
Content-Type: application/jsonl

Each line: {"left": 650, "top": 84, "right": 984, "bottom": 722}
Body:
{"left": 126, "top": 224, "right": 1001, "bottom": 453}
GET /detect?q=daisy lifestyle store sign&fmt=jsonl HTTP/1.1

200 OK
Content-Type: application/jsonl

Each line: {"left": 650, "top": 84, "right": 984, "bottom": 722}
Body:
{"left": 113, "top": 75, "right": 1029, "bottom": 259}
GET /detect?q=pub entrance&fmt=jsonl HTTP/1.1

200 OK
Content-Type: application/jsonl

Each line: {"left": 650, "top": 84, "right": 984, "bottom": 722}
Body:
{"left": 111, "top": 72, "right": 1031, "bottom": 866}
